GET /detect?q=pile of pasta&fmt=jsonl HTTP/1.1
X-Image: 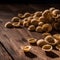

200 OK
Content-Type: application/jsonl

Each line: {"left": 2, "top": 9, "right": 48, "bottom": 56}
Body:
{"left": 5, "top": 7, "right": 60, "bottom": 52}
{"left": 22, "top": 34, "right": 60, "bottom": 52}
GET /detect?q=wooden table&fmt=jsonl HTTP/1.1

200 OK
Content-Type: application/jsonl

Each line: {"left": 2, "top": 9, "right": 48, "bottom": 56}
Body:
{"left": 0, "top": 4, "right": 60, "bottom": 60}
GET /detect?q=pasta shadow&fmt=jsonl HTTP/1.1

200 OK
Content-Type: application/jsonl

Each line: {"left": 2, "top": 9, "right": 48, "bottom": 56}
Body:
{"left": 45, "top": 51, "right": 59, "bottom": 58}
{"left": 24, "top": 52, "right": 37, "bottom": 58}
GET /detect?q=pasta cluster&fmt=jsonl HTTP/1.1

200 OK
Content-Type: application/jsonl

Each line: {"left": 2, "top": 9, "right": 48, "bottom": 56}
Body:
{"left": 22, "top": 34, "right": 60, "bottom": 52}
{"left": 4, "top": 7, "right": 60, "bottom": 52}
{"left": 5, "top": 7, "right": 60, "bottom": 32}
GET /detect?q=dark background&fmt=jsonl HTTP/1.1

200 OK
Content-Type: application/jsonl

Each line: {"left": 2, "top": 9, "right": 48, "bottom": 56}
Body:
{"left": 0, "top": 0, "right": 60, "bottom": 4}
{"left": 0, "top": 0, "right": 60, "bottom": 18}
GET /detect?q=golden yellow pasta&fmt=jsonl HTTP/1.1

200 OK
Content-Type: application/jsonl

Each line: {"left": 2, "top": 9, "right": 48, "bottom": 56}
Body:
{"left": 53, "top": 34, "right": 60, "bottom": 43}
{"left": 37, "top": 39, "right": 47, "bottom": 47}
{"left": 56, "top": 44, "right": 60, "bottom": 50}
{"left": 22, "top": 12, "right": 31, "bottom": 18}
{"left": 23, "top": 18, "right": 28, "bottom": 22}
{"left": 18, "top": 13, "right": 23, "bottom": 18}
{"left": 39, "top": 16, "right": 46, "bottom": 23}
{"left": 22, "top": 46, "right": 31, "bottom": 52}
{"left": 55, "top": 15, "right": 60, "bottom": 22}
{"left": 34, "top": 11, "right": 42, "bottom": 17}
{"left": 42, "top": 24, "right": 52, "bottom": 32}
{"left": 5, "top": 22, "right": 13, "bottom": 28}
{"left": 27, "top": 16, "right": 33, "bottom": 23}
{"left": 23, "top": 21, "right": 29, "bottom": 27}
{"left": 42, "top": 44, "right": 52, "bottom": 52}
{"left": 12, "top": 22, "right": 20, "bottom": 28}
{"left": 31, "top": 19, "right": 39, "bottom": 26}
{"left": 28, "top": 25, "right": 35, "bottom": 31}
{"left": 38, "top": 22, "right": 44, "bottom": 26}
{"left": 49, "top": 7, "right": 55, "bottom": 12}
{"left": 27, "top": 38, "right": 37, "bottom": 44}
{"left": 52, "top": 9, "right": 60, "bottom": 18}
{"left": 11, "top": 17, "right": 20, "bottom": 22}
{"left": 42, "top": 32, "right": 51, "bottom": 37}
{"left": 42, "top": 10, "right": 52, "bottom": 20}
{"left": 36, "top": 26, "right": 43, "bottom": 33}
{"left": 28, "top": 16, "right": 33, "bottom": 20}
{"left": 4, "top": 8, "right": 60, "bottom": 52}
{"left": 44, "top": 35, "right": 58, "bottom": 45}
{"left": 33, "top": 15, "right": 39, "bottom": 19}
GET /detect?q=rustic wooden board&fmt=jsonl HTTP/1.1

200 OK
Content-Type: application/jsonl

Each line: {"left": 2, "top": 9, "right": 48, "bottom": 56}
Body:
{"left": 0, "top": 42, "right": 12, "bottom": 60}
{"left": 0, "top": 4, "right": 60, "bottom": 60}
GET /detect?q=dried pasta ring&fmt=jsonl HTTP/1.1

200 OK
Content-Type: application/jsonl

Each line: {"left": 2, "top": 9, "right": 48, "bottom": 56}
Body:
{"left": 42, "top": 44, "right": 52, "bottom": 52}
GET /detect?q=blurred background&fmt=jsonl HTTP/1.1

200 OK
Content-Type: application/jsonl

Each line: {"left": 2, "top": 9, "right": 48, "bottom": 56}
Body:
{"left": 0, "top": 0, "right": 60, "bottom": 19}
{"left": 0, "top": 0, "right": 60, "bottom": 3}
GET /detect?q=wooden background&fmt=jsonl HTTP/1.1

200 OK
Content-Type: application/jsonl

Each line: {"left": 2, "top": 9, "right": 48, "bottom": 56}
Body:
{"left": 0, "top": 4, "right": 60, "bottom": 60}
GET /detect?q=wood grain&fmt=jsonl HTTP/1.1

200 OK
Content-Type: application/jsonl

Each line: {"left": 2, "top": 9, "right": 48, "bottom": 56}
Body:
{"left": 0, "top": 42, "right": 12, "bottom": 60}
{"left": 0, "top": 4, "right": 60, "bottom": 60}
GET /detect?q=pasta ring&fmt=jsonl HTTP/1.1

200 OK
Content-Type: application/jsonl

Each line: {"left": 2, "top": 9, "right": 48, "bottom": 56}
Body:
{"left": 53, "top": 34, "right": 60, "bottom": 43}
{"left": 22, "top": 46, "right": 31, "bottom": 52}
{"left": 42, "top": 44, "right": 52, "bottom": 52}
{"left": 44, "top": 35, "right": 58, "bottom": 45}
{"left": 27, "top": 38, "right": 37, "bottom": 44}
{"left": 37, "top": 39, "right": 47, "bottom": 47}
{"left": 56, "top": 44, "right": 60, "bottom": 50}
{"left": 11, "top": 17, "right": 20, "bottom": 22}
{"left": 5, "top": 22, "right": 13, "bottom": 28}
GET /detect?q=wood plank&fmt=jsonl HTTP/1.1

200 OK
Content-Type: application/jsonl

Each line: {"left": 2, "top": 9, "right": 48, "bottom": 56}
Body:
{"left": 0, "top": 15, "right": 59, "bottom": 60}
{"left": 0, "top": 18, "right": 45, "bottom": 60}
{"left": 17, "top": 24, "right": 60, "bottom": 60}
{"left": 0, "top": 20, "right": 33, "bottom": 60}
{"left": 0, "top": 42, "right": 12, "bottom": 60}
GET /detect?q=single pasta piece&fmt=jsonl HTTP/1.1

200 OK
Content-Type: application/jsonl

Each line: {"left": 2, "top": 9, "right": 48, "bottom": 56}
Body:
{"left": 5, "top": 22, "right": 13, "bottom": 28}
{"left": 11, "top": 17, "right": 20, "bottom": 22}
{"left": 18, "top": 13, "right": 23, "bottom": 18}
{"left": 28, "top": 25, "right": 35, "bottom": 31}
{"left": 27, "top": 16, "right": 33, "bottom": 24}
{"left": 44, "top": 35, "right": 58, "bottom": 45}
{"left": 27, "top": 38, "right": 37, "bottom": 44}
{"left": 42, "top": 44, "right": 53, "bottom": 52}
{"left": 54, "top": 23, "right": 60, "bottom": 30}
{"left": 38, "top": 22, "right": 44, "bottom": 26}
{"left": 28, "top": 16, "right": 33, "bottom": 20}
{"left": 34, "top": 11, "right": 42, "bottom": 17}
{"left": 42, "top": 9, "right": 52, "bottom": 20}
{"left": 42, "top": 10, "right": 50, "bottom": 16}
{"left": 55, "top": 15, "right": 60, "bottom": 22}
{"left": 22, "top": 12, "right": 31, "bottom": 18}
{"left": 37, "top": 39, "right": 47, "bottom": 47}
{"left": 23, "top": 18, "right": 28, "bottom": 22}
{"left": 53, "top": 34, "right": 60, "bottom": 43}
{"left": 33, "top": 14, "right": 39, "bottom": 19}
{"left": 22, "top": 46, "right": 31, "bottom": 52}
{"left": 56, "top": 44, "right": 60, "bottom": 50}
{"left": 31, "top": 19, "right": 39, "bottom": 26}
{"left": 23, "top": 21, "right": 29, "bottom": 27}
{"left": 39, "top": 16, "right": 46, "bottom": 23}
{"left": 42, "top": 24, "right": 52, "bottom": 32}
{"left": 12, "top": 22, "right": 20, "bottom": 28}
{"left": 42, "top": 32, "right": 51, "bottom": 37}
{"left": 49, "top": 7, "right": 55, "bottom": 12}
{"left": 35, "top": 26, "right": 43, "bottom": 33}
{"left": 52, "top": 9, "right": 60, "bottom": 18}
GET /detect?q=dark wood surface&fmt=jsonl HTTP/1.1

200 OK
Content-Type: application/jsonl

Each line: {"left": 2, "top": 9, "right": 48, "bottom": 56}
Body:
{"left": 0, "top": 4, "right": 60, "bottom": 60}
